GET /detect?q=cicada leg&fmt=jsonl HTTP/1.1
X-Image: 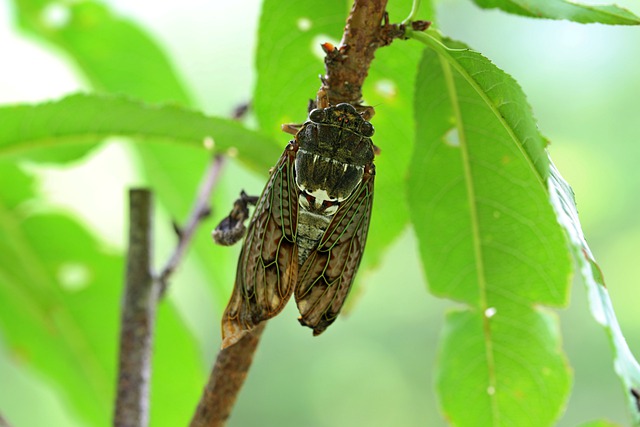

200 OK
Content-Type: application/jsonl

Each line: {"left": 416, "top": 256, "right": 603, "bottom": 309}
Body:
{"left": 316, "top": 87, "right": 330, "bottom": 109}
{"left": 282, "top": 123, "right": 302, "bottom": 136}
{"left": 360, "top": 105, "right": 375, "bottom": 121}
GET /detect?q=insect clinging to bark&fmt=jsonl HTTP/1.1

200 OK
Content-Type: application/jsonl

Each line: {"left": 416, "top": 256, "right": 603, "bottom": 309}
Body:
{"left": 214, "top": 102, "right": 376, "bottom": 348}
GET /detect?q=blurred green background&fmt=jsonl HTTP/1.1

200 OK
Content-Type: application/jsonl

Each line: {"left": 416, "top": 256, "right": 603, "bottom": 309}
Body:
{"left": 1, "top": 0, "right": 640, "bottom": 425}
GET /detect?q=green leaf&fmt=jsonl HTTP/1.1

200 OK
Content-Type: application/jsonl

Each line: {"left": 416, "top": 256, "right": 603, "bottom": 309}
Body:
{"left": 0, "top": 210, "right": 116, "bottom": 425}
{"left": 0, "top": 93, "right": 279, "bottom": 173}
{"left": 0, "top": 163, "right": 203, "bottom": 426}
{"left": 408, "top": 38, "right": 573, "bottom": 425}
{"left": 471, "top": 0, "right": 640, "bottom": 25}
{"left": 151, "top": 301, "right": 204, "bottom": 426}
{"left": 548, "top": 161, "right": 640, "bottom": 425}
{"left": 0, "top": 163, "right": 34, "bottom": 209}
{"left": 438, "top": 308, "right": 569, "bottom": 426}
{"left": 579, "top": 420, "right": 625, "bottom": 427}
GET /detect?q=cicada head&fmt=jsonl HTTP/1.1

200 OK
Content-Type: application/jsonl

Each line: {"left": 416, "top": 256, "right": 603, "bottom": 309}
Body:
{"left": 294, "top": 103, "right": 375, "bottom": 216}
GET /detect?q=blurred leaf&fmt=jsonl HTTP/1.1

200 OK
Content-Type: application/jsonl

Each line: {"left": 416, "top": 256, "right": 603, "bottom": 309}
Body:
{"left": 407, "top": 38, "right": 572, "bottom": 425}
{"left": 151, "top": 301, "right": 203, "bottom": 426}
{"left": 0, "top": 163, "right": 34, "bottom": 209}
{"left": 11, "top": 0, "right": 261, "bottom": 315}
{"left": 0, "top": 93, "right": 280, "bottom": 173}
{"left": 578, "top": 420, "right": 624, "bottom": 427}
{"left": 10, "top": 0, "right": 194, "bottom": 164}
{"left": 0, "top": 162, "right": 204, "bottom": 426}
{"left": 471, "top": 0, "right": 640, "bottom": 25}
{"left": 12, "top": 1, "right": 191, "bottom": 103}
{"left": 548, "top": 161, "right": 640, "bottom": 426}
{"left": 8, "top": 0, "right": 220, "bottom": 425}
{"left": 0, "top": 212, "right": 115, "bottom": 425}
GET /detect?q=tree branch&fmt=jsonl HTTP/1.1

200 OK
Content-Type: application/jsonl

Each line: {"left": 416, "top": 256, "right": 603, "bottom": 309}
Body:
{"left": 114, "top": 189, "right": 157, "bottom": 427}
{"left": 189, "top": 323, "right": 266, "bottom": 427}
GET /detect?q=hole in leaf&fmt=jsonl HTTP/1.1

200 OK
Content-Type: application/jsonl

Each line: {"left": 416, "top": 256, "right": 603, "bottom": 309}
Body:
{"left": 444, "top": 128, "right": 460, "bottom": 147}
{"left": 484, "top": 307, "right": 497, "bottom": 318}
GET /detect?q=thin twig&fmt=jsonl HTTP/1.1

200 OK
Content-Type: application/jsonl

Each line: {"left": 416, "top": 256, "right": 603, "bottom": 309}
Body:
{"left": 158, "top": 154, "right": 225, "bottom": 297}
{"left": 189, "top": 1, "right": 402, "bottom": 425}
{"left": 189, "top": 323, "right": 266, "bottom": 427}
{"left": 114, "top": 189, "right": 157, "bottom": 427}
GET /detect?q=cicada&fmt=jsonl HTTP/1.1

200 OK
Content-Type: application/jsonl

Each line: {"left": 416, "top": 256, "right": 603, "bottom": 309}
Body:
{"left": 219, "top": 103, "right": 375, "bottom": 348}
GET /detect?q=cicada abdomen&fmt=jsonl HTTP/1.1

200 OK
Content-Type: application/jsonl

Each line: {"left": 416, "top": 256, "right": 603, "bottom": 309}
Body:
{"left": 220, "top": 103, "right": 375, "bottom": 348}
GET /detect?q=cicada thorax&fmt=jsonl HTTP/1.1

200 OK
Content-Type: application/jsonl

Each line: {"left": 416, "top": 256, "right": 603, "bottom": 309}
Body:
{"left": 294, "top": 103, "right": 375, "bottom": 265}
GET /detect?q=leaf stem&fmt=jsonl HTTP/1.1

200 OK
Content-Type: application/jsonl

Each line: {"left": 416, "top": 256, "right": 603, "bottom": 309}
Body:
{"left": 406, "top": 29, "right": 467, "bottom": 53}
{"left": 402, "top": 0, "right": 421, "bottom": 25}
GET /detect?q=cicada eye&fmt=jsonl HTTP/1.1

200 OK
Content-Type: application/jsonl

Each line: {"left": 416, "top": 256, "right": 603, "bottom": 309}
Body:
{"left": 309, "top": 108, "right": 326, "bottom": 123}
{"left": 360, "top": 121, "right": 375, "bottom": 137}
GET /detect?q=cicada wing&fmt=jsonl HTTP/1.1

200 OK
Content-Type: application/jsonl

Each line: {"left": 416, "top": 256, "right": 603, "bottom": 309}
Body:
{"left": 221, "top": 145, "right": 298, "bottom": 348}
{"left": 295, "top": 167, "right": 374, "bottom": 336}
